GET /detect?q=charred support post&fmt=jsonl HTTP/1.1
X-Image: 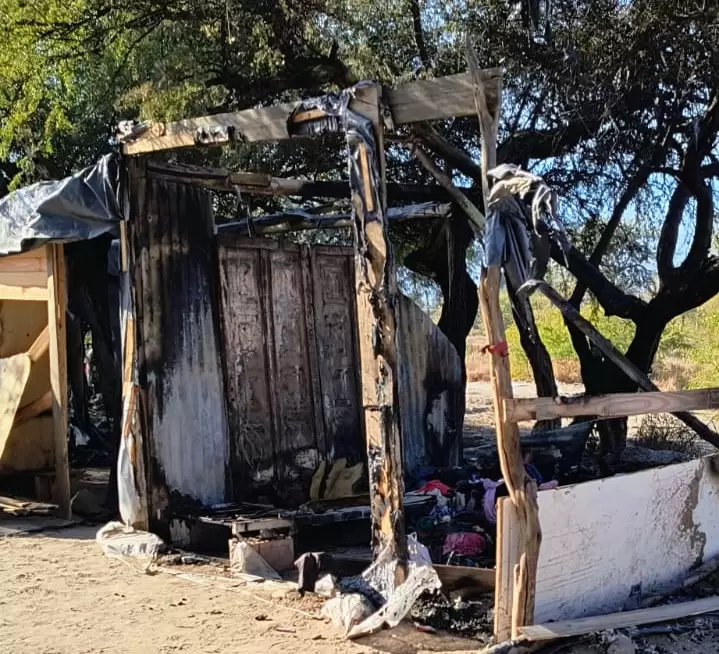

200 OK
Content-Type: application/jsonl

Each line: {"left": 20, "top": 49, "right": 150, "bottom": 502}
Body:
{"left": 351, "top": 86, "right": 408, "bottom": 570}
{"left": 467, "top": 40, "right": 540, "bottom": 640}
{"left": 286, "top": 84, "right": 407, "bottom": 569}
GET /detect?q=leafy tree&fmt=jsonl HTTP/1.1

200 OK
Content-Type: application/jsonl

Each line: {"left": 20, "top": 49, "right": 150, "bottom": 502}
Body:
{"left": 3, "top": 0, "right": 719, "bottom": 457}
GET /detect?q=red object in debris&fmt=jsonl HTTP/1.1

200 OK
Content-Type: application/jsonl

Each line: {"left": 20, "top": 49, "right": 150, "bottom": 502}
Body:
{"left": 417, "top": 480, "right": 452, "bottom": 495}
{"left": 481, "top": 340, "right": 509, "bottom": 357}
{"left": 442, "top": 532, "right": 487, "bottom": 557}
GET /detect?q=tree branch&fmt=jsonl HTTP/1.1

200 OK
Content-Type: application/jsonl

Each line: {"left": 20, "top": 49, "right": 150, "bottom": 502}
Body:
{"left": 569, "top": 167, "right": 651, "bottom": 307}
{"left": 551, "top": 242, "right": 647, "bottom": 320}
{"left": 408, "top": 0, "right": 430, "bottom": 70}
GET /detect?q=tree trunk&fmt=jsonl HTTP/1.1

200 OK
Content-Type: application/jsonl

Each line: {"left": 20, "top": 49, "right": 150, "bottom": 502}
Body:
{"left": 507, "top": 280, "right": 560, "bottom": 432}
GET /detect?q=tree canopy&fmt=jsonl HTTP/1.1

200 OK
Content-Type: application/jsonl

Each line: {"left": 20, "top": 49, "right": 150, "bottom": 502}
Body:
{"left": 3, "top": 0, "right": 719, "bottom": 453}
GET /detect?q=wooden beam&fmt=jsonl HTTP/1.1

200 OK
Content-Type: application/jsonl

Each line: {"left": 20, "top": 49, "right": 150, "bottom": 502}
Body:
{"left": 145, "top": 160, "right": 451, "bottom": 203}
{"left": 46, "top": 244, "right": 71, "bottom": 519}
{"left": 469, "top": 44, "right": 539, "bottom": 642}
{"left": 215, "top": 202, "right": 452, "bottom": 236}
{"left": 0, "top": 284, "right": 48, "bottom": 300}
{"left": 27, "top": 326, "right": 50, "bottom": 363}
{"left": 480, "top": 268, "right": 541, "bottom": 641}
{"left": 519, "top": 596, "right": 719, "bottom": 641}
{"left": 122, "top": 71, "right": 502, "bottom": 155}
{"left": 386, "top": 69, "right": 502, "bottom": 125}
{"left": 13, "top": 390, "right": 52, "bottom": 428}
{"left": 351, "top": 85, "right": 408, "bottom": 571}
{"left": 506, "top": 387, "right": 719, "bottom": 423}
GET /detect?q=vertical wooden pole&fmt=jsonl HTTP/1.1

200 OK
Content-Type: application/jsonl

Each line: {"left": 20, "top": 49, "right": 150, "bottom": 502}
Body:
{"left": 467, "top": 38, "right": 540, "bottom": 639}
{"left": 351, "top": 85, "right": 407, "bottom": 572}
{"left": 47, "top": 243, "right": 71, "bottom": 519}
{"left": 479, "top": 269, "right": 540, "bottom": 639}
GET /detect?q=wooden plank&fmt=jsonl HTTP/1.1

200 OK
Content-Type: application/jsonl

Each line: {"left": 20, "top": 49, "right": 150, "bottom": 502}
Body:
{"left": 434, "top": 564, "right": 495, "bottom": 593}
{"left": 351, "top": 84, "right": 407, "bottom": 567}
{"left": 529, "top": 453, "right": 719, "bottom": 624}
{"left": 385, "top": 70, "right": 502, "bottom": 125}
{"left": 495, "top": 497, "right": 521, "bottom": 641}
{"left": 301, "top": 246, "right": 327, "bottom": 456}
{"left": 13, "top": 390, "right": 52, "bottom": 428}
{"left": 0, "top": 270, "right": 50, "bottom": 289}
{"left": 27, "top": 326, "right": 49, "bottom": 363}
{"left": 521, "top": 280, "right": 719, "bottom": 448}
{"left": 471, "top": 50, "right": 538, "bottom": 641}
{"left": 0, "top": 249, "right": 49, "bottom": 273}
{"left": 46, "top": 244, "right": 71, "bottom": 519}
{"left": 0, "top": 284, "right": 48, "bottom": 300}
{"left": 123, "top": 103, "right": 296, "bottom": 154}
{"left": 506, "top": 388, "right": 719, "bottom": 422}
{"left": 123, "top": 71, "right": 500, "bottom": 155}
{"left": 0, "top": 353, "right": 32, "bottom": 444}
{"left": 520, "top": 596, "right": 719, "bottom": 641}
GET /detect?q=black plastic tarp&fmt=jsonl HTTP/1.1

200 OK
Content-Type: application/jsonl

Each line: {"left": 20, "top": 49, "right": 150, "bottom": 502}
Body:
{"left": 0, "top": 153, "right": 122, "bottom": 256}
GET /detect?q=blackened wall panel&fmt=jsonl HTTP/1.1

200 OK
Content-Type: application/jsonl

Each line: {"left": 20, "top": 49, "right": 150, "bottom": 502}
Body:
{"left": 131, "top": 173, "right": 229, "bottom": 521}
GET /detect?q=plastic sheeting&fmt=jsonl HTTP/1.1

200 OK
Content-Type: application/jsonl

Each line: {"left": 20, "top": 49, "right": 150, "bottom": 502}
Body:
{"left": 0, "top": 153, "right": 122, "bottom": 256}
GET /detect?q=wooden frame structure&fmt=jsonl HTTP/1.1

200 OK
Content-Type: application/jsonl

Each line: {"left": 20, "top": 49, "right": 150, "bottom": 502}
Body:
{"left": 0, "top": 245, "right": 71, "bottom": 518}
{"left": 121, "top": 69, "right": 501, "bottom": 563}
{"left": 120, "top": 65, "right": 719, "bottom": 645}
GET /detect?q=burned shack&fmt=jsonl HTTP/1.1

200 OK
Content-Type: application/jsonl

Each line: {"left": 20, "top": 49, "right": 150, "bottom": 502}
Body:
{"left": 4, "top": 61, "right": 719, "bottom": 648}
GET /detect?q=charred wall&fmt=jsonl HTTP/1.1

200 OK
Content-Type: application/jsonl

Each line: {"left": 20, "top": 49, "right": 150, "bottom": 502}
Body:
{"left": 128, "top": 163, "right": 229, "bottom": 524}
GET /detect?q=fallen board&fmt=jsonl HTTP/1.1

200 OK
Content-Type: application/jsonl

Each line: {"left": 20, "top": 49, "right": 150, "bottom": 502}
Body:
{"left": 0, "top": 353, "right": 32, "bottom": 443}
{"left": 519, "top": 595, "right": 719, "bottom": 641}
{"left": 0, "top": 516, "right": 77, "bottom": 537}
{"left": 499, "top": 453, "right": 719, "bottom": 625}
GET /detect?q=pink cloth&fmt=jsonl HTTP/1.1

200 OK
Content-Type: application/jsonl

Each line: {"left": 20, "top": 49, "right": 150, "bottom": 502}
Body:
{"left": 443, "top": 532, "right": 487, "bottom": 557}
{"left": 482, "top": 479, "right": 504, "bottom": 524}
{"left": 417, "top": 480, "right": 452, "bottom": 495}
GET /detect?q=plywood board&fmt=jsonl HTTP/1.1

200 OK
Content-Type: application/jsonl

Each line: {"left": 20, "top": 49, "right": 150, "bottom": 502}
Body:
{"left": 0, "top": 417, "right": 54, "bottom": 472}
{"left": 502, "top": 454, "right": 719, "bottom": 625}
{"left": 0, "top": 353, "right": 31, "bottom": 443}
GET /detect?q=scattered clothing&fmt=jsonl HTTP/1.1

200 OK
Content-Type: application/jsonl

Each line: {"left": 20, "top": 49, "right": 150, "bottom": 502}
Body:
{"left": 417, "top": 480, "right": 452, "bottom": 496}
{"left": 442, "top": 532, "right": 487, "bottom": 557}
{"left": 482, "top": 479, "right": 505, "bottom": 524}
{"left": 294, "top": 552, "right": 321, "bottom": 595}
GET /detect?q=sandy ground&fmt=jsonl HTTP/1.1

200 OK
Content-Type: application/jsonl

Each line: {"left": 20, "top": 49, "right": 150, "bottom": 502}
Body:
{"left": 2, "top": 382, "right": 717, "bottom": 654}
{"left": 0, "top": 525, "right": 488, "bottom": 654}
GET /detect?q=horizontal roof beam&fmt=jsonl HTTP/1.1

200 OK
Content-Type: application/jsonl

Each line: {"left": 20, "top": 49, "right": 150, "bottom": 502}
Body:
{"left": 145, "top": 161, "right": 457, "bottom": 203}
{"left": 122, "top": 70, "right": 502, "bottom": 156}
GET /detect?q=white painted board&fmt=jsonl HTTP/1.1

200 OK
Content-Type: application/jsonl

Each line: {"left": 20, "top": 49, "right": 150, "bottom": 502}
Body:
{"left": 500, "top": 454, "right": 719, "bottom": 623}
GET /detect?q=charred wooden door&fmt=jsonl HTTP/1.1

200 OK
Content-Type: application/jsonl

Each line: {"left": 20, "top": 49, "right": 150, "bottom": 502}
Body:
{"left": 217, "top": 236, "right": 363, "bottom": 506}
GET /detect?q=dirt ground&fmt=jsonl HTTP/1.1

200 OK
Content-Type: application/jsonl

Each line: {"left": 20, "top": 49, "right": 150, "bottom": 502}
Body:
{"left": 0, "top": 525, "right": 486, "bottom": 654}
{"left": 1, "top": 381, "right": 717, "bottom": 654}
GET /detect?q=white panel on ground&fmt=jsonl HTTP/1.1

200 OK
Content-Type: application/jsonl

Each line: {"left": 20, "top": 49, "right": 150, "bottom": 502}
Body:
{"left": 502, "top": 454, "right": 719, "bottom": 623}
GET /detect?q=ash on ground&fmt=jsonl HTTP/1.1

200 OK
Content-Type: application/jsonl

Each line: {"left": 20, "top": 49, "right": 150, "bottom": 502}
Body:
{"left": 410, "top": 591, "right": 494, "bottom": 643}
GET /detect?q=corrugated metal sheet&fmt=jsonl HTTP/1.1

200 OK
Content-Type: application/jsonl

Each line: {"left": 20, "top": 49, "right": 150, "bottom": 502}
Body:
{"left": 130, "top": 172, "right": 229, "bottom": 517}
{"left": 217, "top": 237, "right": 362, "bottom": 506}
{"left": 396, "top": 295, "right": 464, "bottom": 472}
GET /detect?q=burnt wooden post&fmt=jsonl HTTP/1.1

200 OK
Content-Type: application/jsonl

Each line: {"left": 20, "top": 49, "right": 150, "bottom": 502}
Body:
{"left": 467, "top": 39, "right": 541, "bottom": 640}
{"left": 349, "top": 85, "right": 408, "bottom": 570}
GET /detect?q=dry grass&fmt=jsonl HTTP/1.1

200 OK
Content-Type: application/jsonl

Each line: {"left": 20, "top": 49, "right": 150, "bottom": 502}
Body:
{"left": 651, "top": 356, "right": 699, "bottom": 391}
